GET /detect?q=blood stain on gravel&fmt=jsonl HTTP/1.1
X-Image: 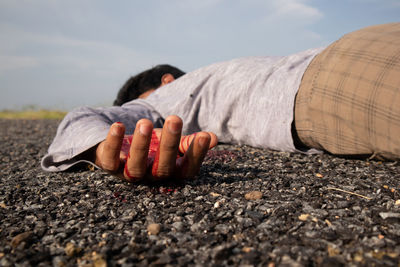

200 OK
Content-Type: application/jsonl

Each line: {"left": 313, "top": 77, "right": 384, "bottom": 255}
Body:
{"left": 113, "top": 191, "right": 127, "bottom": 202}
{"left": 148, "top": 185, "right": 182, "bottom": 195}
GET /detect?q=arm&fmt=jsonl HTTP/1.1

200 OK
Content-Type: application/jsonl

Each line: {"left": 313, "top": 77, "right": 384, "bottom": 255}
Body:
{"left": 41, "top": 102, "right": 217, "bottom": 181}
{"left": 41, "top": 101, "right": 164, "bottom": 172}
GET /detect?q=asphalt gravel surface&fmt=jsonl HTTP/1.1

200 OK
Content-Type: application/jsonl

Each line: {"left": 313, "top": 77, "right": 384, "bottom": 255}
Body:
{"left": 1, "top": 119, "right": 400, "bottom": 266}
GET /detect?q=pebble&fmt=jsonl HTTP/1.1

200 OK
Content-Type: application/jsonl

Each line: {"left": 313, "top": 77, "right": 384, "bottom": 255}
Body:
{"left": 64, "top": 242, "right": 81, "bottom": 257}
{"left": 298, "top": 214, "right": 310, "bottom": 221}
{"left": 379, "top": 212, "right": 400, "bottom": 219}
{"left": 11, "top": 231, "right": 32, "bottom": 248}
{"left": 52, "top": 256, "right": 67, "bottom": 267}
{"left": 245, "top": 191, "right": 263, "bottom": 200}
{"left": 147, "top": 223, "right": 161, "bottom": 235}
{"left": 93, "top": 253, "right": 107, "bottom": 267}
{"left": 242, "top": 247, "right": 253, "bottom": 253}
{"left": 280, "top": 255, "right": 302, "bottom": 267}
{"left": 172, "top": 222, "right": 184, "bottom": 232}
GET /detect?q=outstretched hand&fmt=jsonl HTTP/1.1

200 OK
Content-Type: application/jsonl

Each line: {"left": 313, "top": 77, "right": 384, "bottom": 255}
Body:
{"left": 94, "top": 115, "right": 218, "bottom": 182}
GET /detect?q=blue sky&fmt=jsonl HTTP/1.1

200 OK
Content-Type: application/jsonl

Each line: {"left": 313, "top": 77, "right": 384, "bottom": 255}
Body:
{"left": 1, "top": 0, "right": 399, "bottom": 110}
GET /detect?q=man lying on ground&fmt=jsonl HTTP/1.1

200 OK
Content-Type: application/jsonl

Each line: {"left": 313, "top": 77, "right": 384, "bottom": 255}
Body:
{"left": 42, "top": 23, "right": 400, "bottom": 182}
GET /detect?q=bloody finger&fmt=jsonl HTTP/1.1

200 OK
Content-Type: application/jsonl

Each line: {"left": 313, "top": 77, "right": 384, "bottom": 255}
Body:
{"left": 124, "top": 119, "right": 153, "bottom": 182}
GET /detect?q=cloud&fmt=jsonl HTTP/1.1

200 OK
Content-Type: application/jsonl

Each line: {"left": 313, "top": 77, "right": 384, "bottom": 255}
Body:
{"left": 171, "top": 0, "right": 224, "bottom": 10}
{"left": 0, "top": 55, "right": 38, "bottom": 72}
{"left": 0, "top": 23, "right": 157, "bottom": 76}
{"left": 350, "top": 0, "right": 400, "bottom": 6}
{"left": 239, "top": 0, "right": 323, "bottom": 27}
{"left": 0, "top": 0, "right": 327, "bottom": 110}
{"left": 271, "top": 0, "right": 323, "bottom": 21}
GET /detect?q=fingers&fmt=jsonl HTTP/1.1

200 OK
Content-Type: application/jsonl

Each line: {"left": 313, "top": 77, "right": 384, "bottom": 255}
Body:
{"left": 96, "top": 122, "right": 125, "bottom": 172}
{"left": 124, "top": 119, "right": 153, "bottom": 182}
{"left": 152, "top": 116, "right": 182, "bottom": 179}
{"left": 108, "top": 116, "right": 218, "bottom": 183}
{"left": 179, "top": 131, "right": 218, "bottom": 154}
{"left": 178, "top": 132, "right": 211, "bottom": 179}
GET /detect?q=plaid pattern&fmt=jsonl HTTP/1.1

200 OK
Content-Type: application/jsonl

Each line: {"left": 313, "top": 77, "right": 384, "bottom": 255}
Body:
{"left": 295, "top": 23, "right": 400, "bottom": 160}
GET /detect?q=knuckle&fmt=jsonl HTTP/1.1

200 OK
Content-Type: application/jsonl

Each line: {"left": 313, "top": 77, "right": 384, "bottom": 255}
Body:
{"left": 131, "top": 143, "right": 149, "bottom": 151}
{"left": 160, "top": 142, "right": 179, "bottom": 151}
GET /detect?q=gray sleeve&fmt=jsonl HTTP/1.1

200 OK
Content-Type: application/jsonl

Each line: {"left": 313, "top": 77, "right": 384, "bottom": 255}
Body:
{"left": 41, "top": 100, "right": 164, "bottom": 172}
{"left": 145, "top": 48, "right": 325, "bottom": 153}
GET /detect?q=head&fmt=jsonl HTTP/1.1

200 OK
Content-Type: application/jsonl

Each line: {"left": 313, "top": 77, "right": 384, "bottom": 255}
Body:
{"left": 113, "top": 64, "right": 185, "bottom": 106}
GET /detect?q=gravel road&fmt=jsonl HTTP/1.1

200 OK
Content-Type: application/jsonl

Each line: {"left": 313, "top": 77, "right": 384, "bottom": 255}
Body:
{"left": 1, "top": 119, "right": 399, "bottom": 266}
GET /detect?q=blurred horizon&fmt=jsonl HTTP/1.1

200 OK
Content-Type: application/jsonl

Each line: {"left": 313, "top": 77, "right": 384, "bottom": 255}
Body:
{"left": 1, "top": 0, "right": 399, "bottom": 111}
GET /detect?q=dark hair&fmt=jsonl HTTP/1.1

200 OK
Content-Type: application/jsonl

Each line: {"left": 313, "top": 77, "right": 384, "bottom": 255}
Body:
{"left": 113, "top": 64, "right": 185, "bottom": 106}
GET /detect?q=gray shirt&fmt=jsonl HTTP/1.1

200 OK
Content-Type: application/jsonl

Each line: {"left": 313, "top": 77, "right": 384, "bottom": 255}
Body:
{"left": 42, "top": 47, "right": 324, "bottom": 172}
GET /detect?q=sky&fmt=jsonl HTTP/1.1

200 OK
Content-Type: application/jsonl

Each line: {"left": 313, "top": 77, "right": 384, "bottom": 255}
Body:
{"left": 1, "top": 0, "right": 399, "bottom": 111}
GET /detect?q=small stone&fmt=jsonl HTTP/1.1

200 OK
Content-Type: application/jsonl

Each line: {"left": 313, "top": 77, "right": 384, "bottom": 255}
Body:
{"left": 215, "top": 224, "right": 230, "bottom": 234}
{"left": 298, "top": 214, "right": 310, "bottom": 221}
{"left": 172, "top": 221, "right": 184, "bottom": 232}
{"left": 210, "top": 192, "right": 221, "bottom": 197}
{"left": 92, "top": 253, "right": 107, "bottom": 267}
{"left": 0, "top": 202, "right": 6, "bottom": 209}
{"left": 280, "top": 255, "right": 302, "bottom": 267}
{"left": 379, "top": 212, "right": 400, "bottom": 219}
{"left": 0, "top": 257, "right": 12, "bottom": 267}
{"left": 52, "top": 256, "right": 66, "bottom": 267}
{"left": 65, "top": 242, "right": 81, "bottom": 257}
{"left": 233, "top": 233, "right": 245, "bottom": 241}
{"left": 395, "top": 200, "right": 400, "bottom": 206}
{"left": 11, "top": 231, "right": 32, "bottom": 248}
{"left": 147, "top": 223, "right": 161, "bottom": 235}
{"left": 245, "top": 191, "right": 263, "bottom": 200}
{"left": 327, "top": 245, "right": 340, "bottom": 257}
{"left": 242, "top": 247, "right": 253, "bottom": 253}
{"left": 353, "top": 252, "right": 363, "bottom": 262}
{"left": 316, "top": 173, "right": 324, "bottom": 178}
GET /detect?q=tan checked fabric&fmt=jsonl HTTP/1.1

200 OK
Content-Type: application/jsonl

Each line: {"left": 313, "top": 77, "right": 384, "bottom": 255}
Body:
{"left": 295, "top": 23, "right": 400, "bottom": 160}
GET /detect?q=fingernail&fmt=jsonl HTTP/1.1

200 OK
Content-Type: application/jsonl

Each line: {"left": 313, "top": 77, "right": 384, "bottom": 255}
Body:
{"left": 168, "top": 121, "right": 181, "bottom": 134}
{"left": 139, "top": 123, "right": 152, "bottom": 136}
{"left": 112, "top": 123, "right": 124, "bottom": 136}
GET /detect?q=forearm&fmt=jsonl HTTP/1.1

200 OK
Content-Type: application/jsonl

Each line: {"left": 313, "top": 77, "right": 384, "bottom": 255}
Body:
{"left": 41, "top": 101, "right": 164, "bottom": 172}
